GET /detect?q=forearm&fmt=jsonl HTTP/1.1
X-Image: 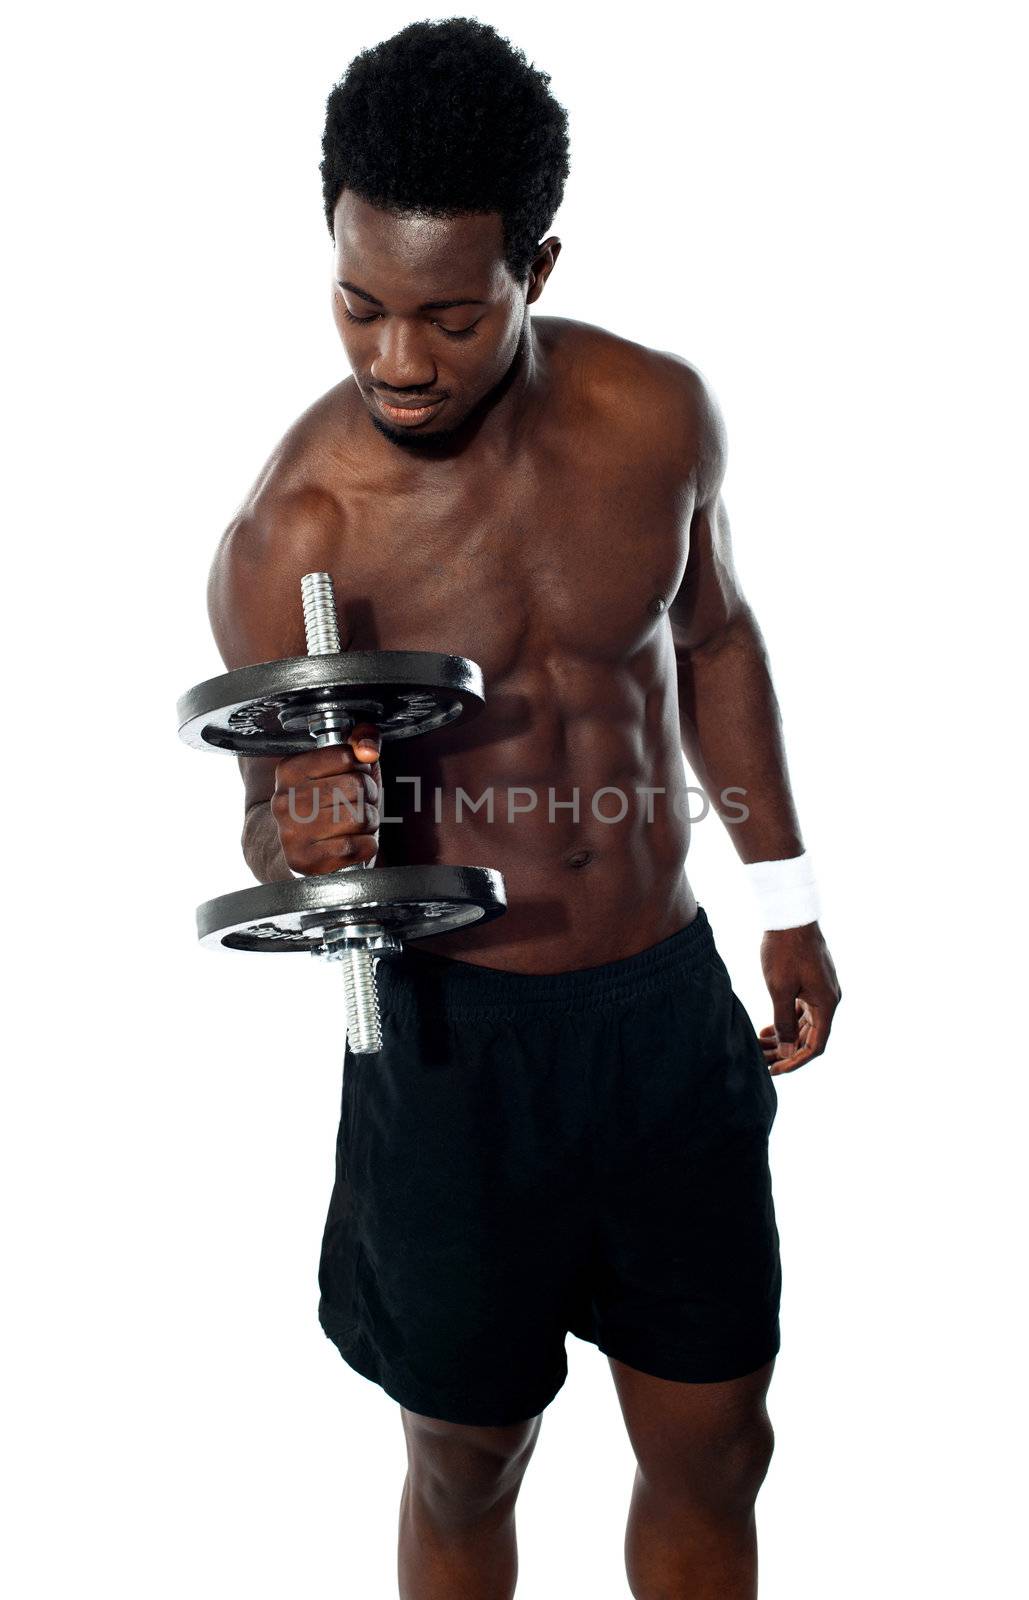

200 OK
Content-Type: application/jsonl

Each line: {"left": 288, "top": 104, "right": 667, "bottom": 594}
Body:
{"left": 676, "top": 608, "right": 805, "bottom": 863}
{"left": 242, "top": 801, "right": 292, "bottom": 883}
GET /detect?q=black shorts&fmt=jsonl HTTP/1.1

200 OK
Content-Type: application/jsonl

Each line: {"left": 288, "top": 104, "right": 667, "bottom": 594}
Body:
{"left": 317, "top": 904, "right": 781, "bottom": 1427}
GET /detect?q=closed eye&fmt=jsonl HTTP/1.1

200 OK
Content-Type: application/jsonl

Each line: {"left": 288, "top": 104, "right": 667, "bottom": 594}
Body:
{"left": 340, "top": 306, "right": 480, "bottom": 339}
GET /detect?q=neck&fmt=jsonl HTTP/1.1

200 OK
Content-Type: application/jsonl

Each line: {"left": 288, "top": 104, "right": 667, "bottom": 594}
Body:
{"left": 471, "top": 315, "right": 549, "bottom": 454}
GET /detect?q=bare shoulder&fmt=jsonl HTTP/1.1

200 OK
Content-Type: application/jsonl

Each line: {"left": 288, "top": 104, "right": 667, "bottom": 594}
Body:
{"left": 648, "top": 347, "right": 728, "bottom": 505}
{"left": 540, "top": 316, "right": 727, "bottom": 501}
{"left": 206, "top": 380, "right": 360, "bottom": 670}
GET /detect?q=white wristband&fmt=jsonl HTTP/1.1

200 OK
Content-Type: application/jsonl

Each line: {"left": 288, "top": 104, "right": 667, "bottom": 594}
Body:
{"left": 744, "top": 852, "right": 820, "bottom": 931}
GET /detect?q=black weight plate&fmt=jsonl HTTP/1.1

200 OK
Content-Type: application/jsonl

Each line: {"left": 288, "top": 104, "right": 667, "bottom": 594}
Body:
{"left": 177, "top": 651, "right": 484, "bottom": 754}
{"left": 197, "top": 864, "right": 506, "bottom": 952}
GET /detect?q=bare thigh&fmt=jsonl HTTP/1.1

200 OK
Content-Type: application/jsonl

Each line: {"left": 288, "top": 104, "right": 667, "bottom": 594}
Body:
{"left": 400, "top": 1406, "right": 544, "bottom": 1520}
{"left": 609, "top": 1355, "right": 776, "bottom": 1504}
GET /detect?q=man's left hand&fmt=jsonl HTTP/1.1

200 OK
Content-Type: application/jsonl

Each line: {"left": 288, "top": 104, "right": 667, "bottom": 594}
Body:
{"left": 759, "top": 923, "right": 841, "bottom": 1075}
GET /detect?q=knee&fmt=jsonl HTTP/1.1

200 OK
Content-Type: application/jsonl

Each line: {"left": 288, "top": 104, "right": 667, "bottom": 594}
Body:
{"left": 710, "top": 1412, "right": 775, "bottom": 1514}
{"left": 642, "top": 1410, "right": 775, "bottom": 1520}
{"left": 402, "top": 1410, "right": 541, "bottom": 1529}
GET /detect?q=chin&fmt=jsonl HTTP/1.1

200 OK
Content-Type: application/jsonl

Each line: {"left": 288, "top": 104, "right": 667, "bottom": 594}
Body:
{"left": 367, "top": 408, "right": 467, "bottom": 453}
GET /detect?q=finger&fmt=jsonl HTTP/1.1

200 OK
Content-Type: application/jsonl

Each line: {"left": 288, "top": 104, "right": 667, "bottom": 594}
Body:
{"left": 294, "top": 772, "right": 377, "bottom": 806}
{"left": 295, "top": 832, "right": 380, "bottom": 873}
{"left": 772, "top": 992, "right": 799, "bottom": 1048}
{"left": 799, "top": 992, "right": 840, "bottom": 1055}
{"left": 770, "top": 1044, "right": 815, "bottom": 1076}
{"left": 758, "top": 1023, "right": 779, "bottom": 1062}
{"left": 796, "top": 1009, "right": 828, "bottom": 1058}
{"left": 273, "top": 777, "right": 378, "bottom": 829}
{"left": 275, "top": 745, "right": 369, "bottom": 782}
{"left": 303, "top": 801, "right": 381, "bottom": 844}
{"left": 349, "top": 722, "right": 382, "bottom": 764}
{"left": 318, "top": 775, "right": 379, "bottom": 816}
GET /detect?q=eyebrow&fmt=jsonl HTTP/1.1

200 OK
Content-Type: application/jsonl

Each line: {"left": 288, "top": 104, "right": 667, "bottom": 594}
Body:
{"left": 336, "top": 279, "right": 488, "bottom": 311}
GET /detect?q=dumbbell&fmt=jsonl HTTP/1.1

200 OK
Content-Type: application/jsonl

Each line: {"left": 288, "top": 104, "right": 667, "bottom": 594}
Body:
{"left": 177, "top": 572, "right": 506, "bottom": 1053}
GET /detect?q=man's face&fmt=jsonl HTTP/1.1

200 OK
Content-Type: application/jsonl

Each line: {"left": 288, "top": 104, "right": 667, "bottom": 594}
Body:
{"left": 332, "top": 190, "right": 531, "bottom": 449}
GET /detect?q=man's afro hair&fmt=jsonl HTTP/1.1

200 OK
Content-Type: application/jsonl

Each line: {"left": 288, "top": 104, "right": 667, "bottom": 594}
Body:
{"left": 320, "top": 17, "right": 570, "bottom": 281}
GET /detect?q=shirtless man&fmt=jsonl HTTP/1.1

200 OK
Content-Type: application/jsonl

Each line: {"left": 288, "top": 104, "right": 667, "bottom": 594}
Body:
{"left": 206, "top": 18, "right": 841, "bottom": 1599}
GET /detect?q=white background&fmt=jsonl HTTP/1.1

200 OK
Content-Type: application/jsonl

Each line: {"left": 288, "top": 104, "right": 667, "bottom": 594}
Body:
{"left": 2, "top": 1, "right": 1025, "bottom": 1594}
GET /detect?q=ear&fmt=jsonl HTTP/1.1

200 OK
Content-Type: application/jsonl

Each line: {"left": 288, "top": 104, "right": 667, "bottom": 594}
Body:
{"left": 526, "top": 236, "right": 562, "bottom": 304}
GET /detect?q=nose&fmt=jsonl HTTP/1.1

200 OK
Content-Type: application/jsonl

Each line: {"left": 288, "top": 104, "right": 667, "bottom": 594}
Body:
{"left": 368, "top": 320, "right": 437, "bottom": 393}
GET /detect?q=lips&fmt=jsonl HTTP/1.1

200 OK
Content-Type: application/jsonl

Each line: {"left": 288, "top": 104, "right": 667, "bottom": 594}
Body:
{"left": 374, "top": 393, "right": 445, "bottom": 426}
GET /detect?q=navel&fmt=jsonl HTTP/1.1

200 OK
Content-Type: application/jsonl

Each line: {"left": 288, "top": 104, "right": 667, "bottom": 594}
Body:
{"left": 565, "top": 848, "right": 596, "bottom": 870}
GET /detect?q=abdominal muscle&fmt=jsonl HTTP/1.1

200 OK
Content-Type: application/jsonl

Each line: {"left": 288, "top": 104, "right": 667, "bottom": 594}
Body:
{"left": 378, "top": 743, "right": 700, "bottom": 973}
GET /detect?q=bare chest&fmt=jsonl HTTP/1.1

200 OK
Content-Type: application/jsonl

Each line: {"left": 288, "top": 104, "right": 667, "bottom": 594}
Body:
{"left": 338, "top": 452, "right": 694, "bottom": 692}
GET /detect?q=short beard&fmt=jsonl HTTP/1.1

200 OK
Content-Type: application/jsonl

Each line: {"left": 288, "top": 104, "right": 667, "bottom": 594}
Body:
{"left": 366, "top": 409, "right": 468, "bottom": 454}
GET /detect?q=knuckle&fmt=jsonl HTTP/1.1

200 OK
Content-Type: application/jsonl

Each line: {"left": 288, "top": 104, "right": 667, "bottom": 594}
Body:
{"left": 326, "top": 779, "right": 355, "bottom": 808}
